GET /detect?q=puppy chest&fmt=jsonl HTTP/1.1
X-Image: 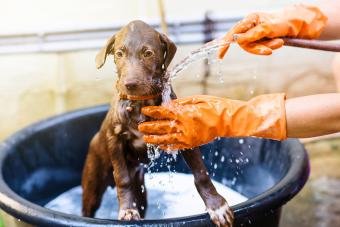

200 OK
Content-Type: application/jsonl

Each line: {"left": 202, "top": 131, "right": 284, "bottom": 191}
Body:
{"left": 114, "top": 124, "right": 145, "bottom": 150}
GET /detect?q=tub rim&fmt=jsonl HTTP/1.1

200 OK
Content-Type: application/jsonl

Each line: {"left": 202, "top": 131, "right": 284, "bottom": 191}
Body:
{"left": 0, "top": 105, "right": 309, "bottom": 226}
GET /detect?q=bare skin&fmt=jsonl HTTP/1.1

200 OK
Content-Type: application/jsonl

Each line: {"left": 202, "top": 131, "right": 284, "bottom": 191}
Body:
{"left": 317, "top": 0, "right": 340, "bottom": 40}
{"left": 308, "top": 1, "right": 340, "bottom": 92}
{"left": 286, "top": 93, "right": 340, "bottom": 138}
{"left": 333, "top": 54, "right": 340, "bottom": 91}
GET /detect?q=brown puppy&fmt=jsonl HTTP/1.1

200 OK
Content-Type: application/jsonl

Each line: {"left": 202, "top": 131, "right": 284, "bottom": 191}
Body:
{"left": 81, "top": 20, "right": 233, "bottom": 226}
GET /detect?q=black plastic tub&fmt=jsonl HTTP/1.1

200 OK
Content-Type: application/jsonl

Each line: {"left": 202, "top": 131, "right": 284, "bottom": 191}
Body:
{"left": 0, "top": 105, "right": 309, "bottom": 227}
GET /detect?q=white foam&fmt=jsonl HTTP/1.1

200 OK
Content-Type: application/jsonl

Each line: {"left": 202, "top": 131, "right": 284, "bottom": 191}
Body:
{"left": 46, "top": 172, "right": 247, "bottom": 219}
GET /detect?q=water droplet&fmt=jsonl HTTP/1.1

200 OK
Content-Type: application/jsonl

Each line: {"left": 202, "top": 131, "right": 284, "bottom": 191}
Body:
{"left": 239, "top": 139, "right": 244, "bottom": 144}
{"left": 235, "top": 159, "right": 240, "bottom": 164}
{"left": 214, "top": 163, "right": 218, "bottom": 169}
{"left": 214, "top": 151, "right": 218, "bottom": 156}
{"left": 133, "top": 202, "right": 136, "bottom": 207}
{"left": 231, "top": 177, "right": 237, "bottom": 185}
{"left": 221, "top": 156, "right": 225, "bottom": 162}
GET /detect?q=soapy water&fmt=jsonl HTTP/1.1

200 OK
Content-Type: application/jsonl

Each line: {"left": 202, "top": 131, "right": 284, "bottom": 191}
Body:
{"left": 45, "top": 172, "right": 247, "bottom": 219}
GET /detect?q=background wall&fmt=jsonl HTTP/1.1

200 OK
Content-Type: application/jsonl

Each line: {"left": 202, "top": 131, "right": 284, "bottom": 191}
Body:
{"left": 0, "top": 0, "right": 336, "bottom": 140}
{"left": 1, "top": 0, "right": 310, "bottom": 34}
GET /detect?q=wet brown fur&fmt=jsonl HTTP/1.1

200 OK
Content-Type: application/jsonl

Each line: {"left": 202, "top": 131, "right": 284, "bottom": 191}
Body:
{"left": 81, "top": 20, "right": 233, "bottom": 226}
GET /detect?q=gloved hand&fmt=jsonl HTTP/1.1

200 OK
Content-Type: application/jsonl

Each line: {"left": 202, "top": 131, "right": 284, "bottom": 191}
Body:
{"left": 138, "top": 94, "right": 287, "bottom": 151}
{"left": 218, "top": 4, "right": 327, "bottom": 58}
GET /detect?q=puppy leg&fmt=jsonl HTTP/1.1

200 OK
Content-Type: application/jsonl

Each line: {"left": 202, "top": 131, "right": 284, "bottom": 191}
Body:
{"left": 181, "top": 148, "right": 234, "bottom": 227}
{"left": 82, "top": 134, "right": 113, "bottom": 217}
{"left": 133, "top": 166, "right": 147, "bottom": 218}
{"left": 108, "top": 134, "right": 141, "bottom": 221}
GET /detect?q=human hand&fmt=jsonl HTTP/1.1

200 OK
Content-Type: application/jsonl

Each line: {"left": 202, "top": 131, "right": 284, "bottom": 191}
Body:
{"left": 218, "top": 4, "right": 327, "bottom": 58}
{"left": 138, "top": 94, "right": 287, "bottom": 151}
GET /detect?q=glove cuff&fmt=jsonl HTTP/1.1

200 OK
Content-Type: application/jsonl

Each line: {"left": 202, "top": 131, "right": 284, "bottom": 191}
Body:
{"left": 226, "top": 93, "right": 287, "bottom": 140}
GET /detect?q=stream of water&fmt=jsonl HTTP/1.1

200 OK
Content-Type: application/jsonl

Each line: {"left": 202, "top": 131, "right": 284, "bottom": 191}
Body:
{"left": 162, "top": 39, "right": 230, "bottom": 103}
{"left": 146, "top": 40, "right": 230, "bottom": 158}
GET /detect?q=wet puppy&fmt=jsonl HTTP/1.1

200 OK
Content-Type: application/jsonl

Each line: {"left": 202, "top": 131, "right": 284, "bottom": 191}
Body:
{"left": 81, "top": 20, "right": 233, "bottom": 226}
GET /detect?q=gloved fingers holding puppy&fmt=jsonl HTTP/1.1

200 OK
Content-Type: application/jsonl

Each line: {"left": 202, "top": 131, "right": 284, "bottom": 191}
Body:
{"left": 139, "top": 94, "right": 287, "bottom": 151}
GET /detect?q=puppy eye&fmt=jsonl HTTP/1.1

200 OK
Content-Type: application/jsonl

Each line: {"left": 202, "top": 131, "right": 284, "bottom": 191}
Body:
{"left": 143, "top": 50, "right": 154, "bottom": 58}
{"left": 115, "top": 50, "right": 123, "bottom": 58}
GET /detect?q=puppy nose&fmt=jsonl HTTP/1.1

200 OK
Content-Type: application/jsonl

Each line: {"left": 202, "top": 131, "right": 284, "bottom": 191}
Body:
{"left": 124, "top": 80, "right": 138, "bottom": 90}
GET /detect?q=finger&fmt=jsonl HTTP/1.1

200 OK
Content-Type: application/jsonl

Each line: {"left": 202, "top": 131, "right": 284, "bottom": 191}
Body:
{"left": 143, "top": 133, "right": 184, "bottom": 145}
{"left": 236, "top": 23, "right": 271, "bottom": 45}
{"left": 173, "top": 95, "right": 216, "bottom": 105}
{"left": 258, "top": 38, "right": 284, "bottom": 50}
{"left": 141, "top": 106, "right": 175, "bottom": 120}
{"left": 138, "top": 120, "right": 179, "bottom": 135}
{"left": 239, "top": 38, "right": 284, "bottom": 55}
{"left": 159, "top": 143, "right": 193, "bottom": 151}
{"left": 231, "top": 13, "right": 260, "bottom": 35}
{"left": 239, "top": 42, "right": 273, "bottom": 55}
{"left": 159, "top": 143, "right": 188, "bottom": 151}
{"left": 218, "top": 13, "right": 260, "bottom": 59}
{"left": 218, "top": 44, "right": 230, "bottom": 60}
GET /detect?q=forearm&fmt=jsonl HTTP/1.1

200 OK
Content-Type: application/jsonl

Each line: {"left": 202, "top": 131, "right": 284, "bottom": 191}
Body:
{"left": 316, "top": 0, "right": 340, "bottom": 40}
{"left": 286, "top": 93, "right": 340, "bottom": 138}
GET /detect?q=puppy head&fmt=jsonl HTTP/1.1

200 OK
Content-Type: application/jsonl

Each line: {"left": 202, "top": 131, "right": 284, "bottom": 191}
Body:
{"left": 95, "top": 20, "right": 176, "bottom": 97}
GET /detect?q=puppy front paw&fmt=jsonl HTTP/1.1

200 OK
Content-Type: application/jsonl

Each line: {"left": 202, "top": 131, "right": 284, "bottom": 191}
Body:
{"left": 207, "top": 202, "right": 234, "bottom": 227}
{"left": 118, "top": 209, "right": 141, "bottom": 221}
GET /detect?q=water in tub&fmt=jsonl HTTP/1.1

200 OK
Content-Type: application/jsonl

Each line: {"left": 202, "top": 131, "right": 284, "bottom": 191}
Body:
{"left": 46, "top": 172, "right": 247, "bottom": 219}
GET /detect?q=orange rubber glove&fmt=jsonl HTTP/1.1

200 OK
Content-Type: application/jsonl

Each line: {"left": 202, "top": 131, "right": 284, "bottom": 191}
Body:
{"left": 218, "top": 4, "right": 327, "bottom": 58}
{"left": 138, "top": 94, "right": 287, "bottom": 151}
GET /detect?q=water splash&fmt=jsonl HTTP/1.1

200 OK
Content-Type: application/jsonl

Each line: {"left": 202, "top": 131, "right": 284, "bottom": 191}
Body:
{"left": 146, "top": 41, "right": 230, "bottom": 156}
{"left": 162, "top": 40, "right": 230, "bottom": 104}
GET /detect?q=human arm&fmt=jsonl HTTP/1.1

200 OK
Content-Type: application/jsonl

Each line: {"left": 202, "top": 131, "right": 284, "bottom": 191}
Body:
{"left": 286, "top": 93, "right": 340, "bottom": 138}
{"left": 138, "top": 94, "right": 340, "bottom": 151}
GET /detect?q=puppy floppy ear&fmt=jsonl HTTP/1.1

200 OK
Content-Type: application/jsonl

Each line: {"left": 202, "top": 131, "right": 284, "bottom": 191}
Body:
{"left": 159, "top": 34, "right": 177, "bottom": 70}
{"left": 95, "top": 35, "right": 116, "bottom": 69}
